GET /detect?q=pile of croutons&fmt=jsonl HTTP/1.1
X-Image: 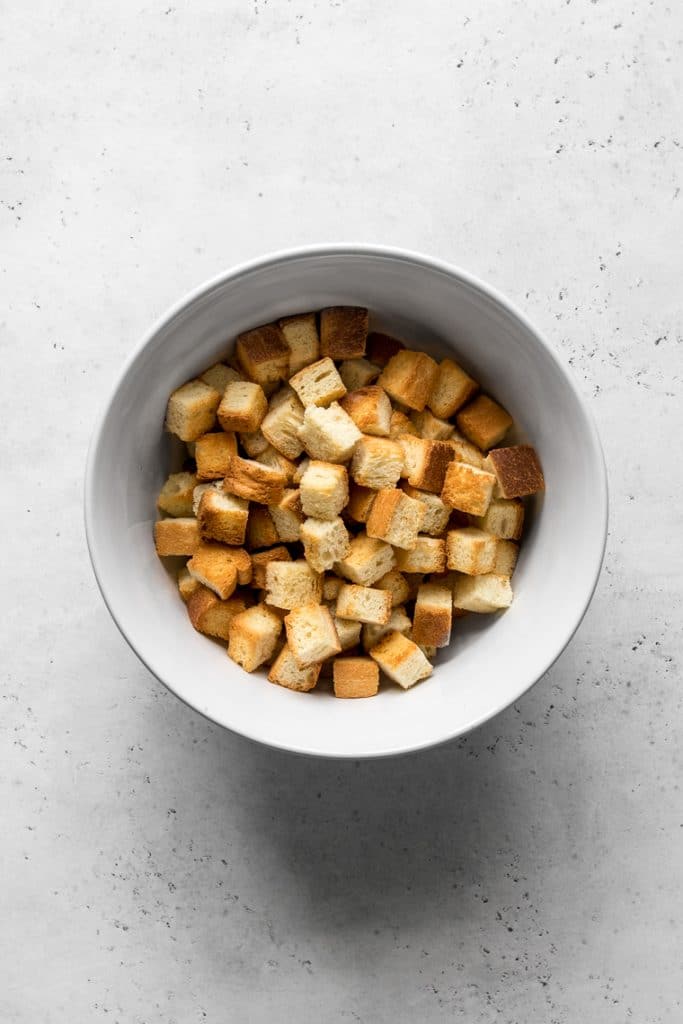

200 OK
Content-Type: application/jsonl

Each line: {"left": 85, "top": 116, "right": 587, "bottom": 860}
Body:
{"left": 154, "top": 307, "right": 545, "bottom": 698}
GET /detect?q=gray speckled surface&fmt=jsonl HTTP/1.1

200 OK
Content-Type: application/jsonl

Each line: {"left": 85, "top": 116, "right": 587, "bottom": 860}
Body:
{"left": 2, "top": 1, "right": 682, "bottom": 1021}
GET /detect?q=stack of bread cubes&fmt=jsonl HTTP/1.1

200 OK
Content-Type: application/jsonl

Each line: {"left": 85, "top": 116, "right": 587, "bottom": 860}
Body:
{"left": 155, "top": 307, "right": 545, "bottom": 699}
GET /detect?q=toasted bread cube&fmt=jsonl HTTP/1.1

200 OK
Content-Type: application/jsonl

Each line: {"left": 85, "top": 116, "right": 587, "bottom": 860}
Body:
{"left": 441, "top": 461, "right": 495, "bottom": 517}
{"left": 333, "top": 657, "right": 379, "bottom": 698}
{"left": 298, "top": 402, "right": 362, "bottom": 463}
{"left": 246, "top": 506, "right": 279, "bottom": 549}
{"left": 369, "top": 631, "right": 433, "bottom": 689}
{"left": 268, "top": 488, "right": 304, "bottom": 542}
{"left": 475, "top": 498, "right": 524, "bottom": 540}
{"left": 492, "top": 539, "right": 519, "bottom": 577}
{"left": 351, "top": 437, "right": 403, "bottom": 490}
{"left": 284, "top": 603, "right": 341, "bottom": 667}
{"left": 453, "top": 573, "right": 513, "bottom": 613}
{"left": 412, "top": 583, "right": 452, "bottom": 648}
{"left": 378, "top": 350, "right": 439, "bottom": 411}
{"left": 236, "top": 323, "right": 289, "bottom": 395}
{"left": 157, "top": 471, "right": 197, "bottom": 517}
{"left": 199, "top": 363, "right": 243, "bottom": 393}
{"left": 340, "top": 386, "right": 392, "bottom": 437}
{"left": 228, "top": 603, "right": 283, "bottom": 671}
{"left": 336, "top": 584, "right": 392, "bottom": 625}
{"left": 260, "top": 388, "right": 305, "bottom": 459}
{"left": 417, "top": 644, "right": 437, "bottom": 659}
{"left": 447, "top": 433, "right": 485, "bottom": 469}
{"left": 320, "top": 306, "right": 368, "bottom": 360}
{"left": 224, "top": 455, "right": 286, "bottom": 505}
{"left": 401, "top": 485, "right": 450, "bottom": 537}
{"left": 366, "top": 331, "right": 404, "bottom": 367}
{"left": 289, "top": 356, "right": 347, "bottom": 408}
{"left": 375, "top": 569, "right": 410, "bottom": 607}
{"left": 195, "top": 432, "right": 238, "bottom": 481}
{"left": 186, "top": 542, "right": 238, "bottom": 599}
{"left": 429, "top": 358, "right": 478, "bottom": 418}
{"left": 323, "top": 575, "right": 344, "bottom": 603}
{"left": 256, "top": 446, "right": 298, "bottom": 484}
{"left": 398, "top": 436, "right": 455, "bottom": 493}
{"left": 165, "top": 379, "right": 222, "bottom": 442}
{"left": 456, "top": 395, "right": 513, "bottom": 451}
{"left": 154, "top": 517, "right": 200, "bottom": 557}
{"left": 410, "top": 409, "right": 454, "bottom": 441}
{"left": 178, "top": 565, "right": 202, "bottom": 602}
{"left": 268, "top": 643, "right": 321, "bottom": 692}
{"left": 251, "top": 545, "right": 292, "bottom": 589}
{"left": 300, "top": 461, "right": 349, "bottom": 520}
{"left": 278, "top": 312, "right": 320, "bottom": 375}
{"left": 389, "top": 409, "right": 418, "bottom": 439}
{"left": 198, "top": 489, "right": 249, "bottom": 545}
{"left": 265, "top": 559, "right": 323, "bottom": 610}
{"left": 484, "top": 446, "right": 545, "bottom": 498}
{"left": 225, "top": 547, "right": 252, "bottom": 585}
{"left": 187, "top": 586, "right": 248, "bottom": 641}
{"left": 300, "top": 516, "right": 350, "bottom": 572}
{"left": 446, "top": 527, "right": 498, "bottom": 575}
{"left": 366, "top": 488, "right": 425, "bottom": 550}
{"left": 361, "top": 605, "right": 412, "bottom": 651}
{"left": 334, "top": 533, "right": 396, "bottom": 586}
{"left": 394, "top": 537, "right": 446, "bottom": 574}
{"left": 292, "top": 457, "right": 310, "bottom": 484}
{"left": 192, "top": 481, "right": 223, "bottom": 515}
{"left": 338, "top": 358, "right": 381, "bottom": 392}
{"left": 346, "top": 483, "right": 377, "bottom": 523}
{"left": 332, "top": 615, "right": 363, "bottom": 651}
{"left": 239, "top": 429, "right": 269, "bottom": 457}
{"left": 217, "top": 381, "right": 267, "bottom": 434}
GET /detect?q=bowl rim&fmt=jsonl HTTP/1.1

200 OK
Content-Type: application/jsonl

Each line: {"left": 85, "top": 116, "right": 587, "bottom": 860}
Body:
{"left": 84, "top": 243, "right": 608, "bottom": 758}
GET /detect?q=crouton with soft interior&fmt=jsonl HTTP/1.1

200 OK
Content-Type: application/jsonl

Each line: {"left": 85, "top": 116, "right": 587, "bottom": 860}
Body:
{"left": 361, "top": 605, "right": 412, "bottom": 651}
{"left": 320, "top": 306, "right": 368, "bottom": 360}
{"left": 289, "top": 356, "right": 347, "bottom": 408}
{"left": 265, "top": 559, "right": 323, "bottom": 610}
{"left": 446, "top": 432, "right": 485, "bottom": 468}
{"left": 346, "top": 483, "right": 376, "bottom": 523}
{"left": 200, "top": 363, "right": 243, "bottom": 394}
{"left": 377, "top": 350, "right": 439, "bottom": 411}
{"left": 268, "top": 488, "right": 304, "bottom": 542}
{"left": 428, "top": 357, "right": 478, "bottom": 419}
{"left": 366, "top": 331, "right": 404, "bottom": 367}
{"left": 298, "top": 402, "right": 362, "bottom": 463}
{"left": 412, "top": 583, "right": 452, "bottom": 648}
{"left": 256, "top": 446, "right": 298, "bottom": 484}
{"left": 198, "top": 489, "right": 249, "bottom": 545}
{"left": 452, "top": 573, "right": 513, "bottom": 613}
{"left": 456, "top": 394, "right": 513, "bottom": 450}
{"left": 195, "top": 432, "right": 238, "bottom": 480}
{"left": 260, "top": 388, "right": 305, "bottom": 459}
{"left": 192, "top": 481, "right": 222, "bottom": 515}
{"left": 446, "top": 527, "right": 498, "bottom": 575}
{"left": 369, "top": 631, "right": 433, "bottom": 689}
{"left": 334, "top": 532, "right": 396, "bottom": 586}
{"left": 484, "top": 445, "right": 545, "bottom": 498}
{"left": 389, "top": 409, "right": 418, "bottom": 439}
{"left": 401, "top": 485, "right": 450, "bottom": 537}
{"left": 240, "top": 429, "right": 269, "bottom": 457}
{"left": 300, "top": 516, "right": 351, "bottom": 573}
{"left": 157, "top": 471, "right": 197, "bottom": 517}
{"left": 284, "top": 603, "right": 341, "bottom": 667}
{"left": 441, "top": 460, "right": 496, "bottom": 517}
{"left": 178, "top": 565, "right": 202, "bottom": 602}
{"left": 350, "top": 436, "right": 404, "bottom": 490}
{"left": 397, "top": 436, "right": 455, "bottom": 493}
{"left": 278, "top": 312, "right": 319, "bottom": 375}
{"left": 154, "top": 517, "right": 200, "bottom": 557}
{"left": 375, "top": 569, "right": 410, "bottom": 607}
{"left": 340, "top": 386, "right": 392, "bottom": 437}
{"left": 223, "top": 455, "right": 286, "bottom": 505}
{"left": 246, "top": 506, "right": 279, "bottom": 550}
{"left": 165, "top": 379, "right": 222, "bottom": 442}
{"left": 186, "top": 542, "right": 238, "bottom": 599}
{"left": 365, "top": 488, "right": 425, "bottom": 550}
{"left": 268, "top": 643, "right": 321, "bottom": 692}
{"left": 410, "top": 409, "right": 454, "bottom": 441}
{"left": 299, "top": 461, "right": 349, "bottom": 520}
{"left": 236, "top": 323, "right": 290, "bottom": 395}
{"left": 336, "top": 584, "right": 393, "bottom": 625}
{"left": 474, "top": 498, "right": 524, "bottom": 540}
{"left": 492, "top": 539, "right": 519, "bottom": 577}
{"left": 251, "top": 545, "right": 291, "bottom": 589}
{"left": 333, "top": 657, "right": 380, "bottom": 699}
{"left": 228, "top": 603, "right": 283, "bottom": 671}
{"left": 394, "top": 536, "right": 446, "bottom": 574}
{"left": 187, "top": 586, "right": 248, "bottom": 641}
{"left": 332, "top": 615, "right": 362, "bottom": 651}
{"left": 217, "top": 381, "right": 268, "bottom": 434}
{"left": 338, "top": 358, "right": 381, "bottom": 392}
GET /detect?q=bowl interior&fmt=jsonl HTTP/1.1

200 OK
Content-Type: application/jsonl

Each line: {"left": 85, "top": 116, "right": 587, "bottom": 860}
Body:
{"left": 86, "top": 248, "right": 606, "bottom": 757}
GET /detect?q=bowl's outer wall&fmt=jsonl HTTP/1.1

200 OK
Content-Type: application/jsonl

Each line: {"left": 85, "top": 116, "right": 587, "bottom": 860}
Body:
{"left": 86, "top": 248, "right": 607, "bottom": 757}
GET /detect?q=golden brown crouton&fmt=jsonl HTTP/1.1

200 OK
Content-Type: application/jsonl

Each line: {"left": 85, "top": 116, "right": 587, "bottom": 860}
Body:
{"left": 236, "top": 323, "right": 290, "bottom": 394}
{"left": 338, "top": 358, "right": 381, "bottom": 392}
{"left": 195, "top": 432, "right": 238, "bottom": 481}
{"left": 165, "top": 379, "right": 222, "bottom": 442}
{"left": 340, "top": 386, "right": 392, "bottom": 437}
{"left": 278, "top": 312, "right": 320, "bottom": 375}
{"left": 333, "top": 657, "right": 380, "bottom": 698}
{"left": 284, "top": 603, "right": 341, "bottom": 667}
{"left": 320, "top": 306, "right": 369, "bottom": 360}
{"left": 223, "top": 455, "right": 286, "bottom": 505}
{"left": 456, "top": 395, "right": 513, "bottom": 450}
{"left": 157, "top": 472, "right": 197, "bottom": 517}
{"left": 154, "top": 517, "right": 201, "bottom": 557}
{"left": 394, "top": 537, "right": 446, "bottom": 574}
{"left": 388, "top": 409, "right": 419, "bottom": 439}
{"left": 289, "top": 357, "right": 347, "bottom": 408}
{"left": 366, "top": 488, "right": 425, "bottom": 550}
{"left": 187, "top": 586, "right": 248, "bottom": 641}
{"left": 228, "top": 603, "right": 283, "bottom": 671}
{"left": 398, "top": 436, "right": 455, "bottom": 493}
{"left": 378, "top": 350, "right": 439, "bottom": 411}
{"left": 265, "top": 559, "right": 323, "bottom": 610}
{"left": 268, "top": 643, "right": 321, "bottom": 692}
{"left": 346, "top": 483, "right": 377, "bottom": 524}
{"left": 350, "top": 437, "right": 404, "bottom": 490}
{"left": 412, "top": 583, "right": 452, "bottom": 648}
{"left": 441, "top": 461, "right": 496, "bottom": 517}
{"left": 428, "top": 357, "right": 478, "bottom": 418}
{"left": 246, "top": 506, "right": 280, "bottom": 549}
{"left": 197, "top": 489, "right": 249, "bottom": 546}
{"left": 260, "top": 387, "right": 306, "bottom": 459}
{"left": 369, "top": 631, "right": 433, "bottom": 689}
{"left": 186, "top": 542, "right": 239, "bottom": 599}
{"left": 217, "top": 381, "right": 268, "bottom": 434}
{"left": 251, "top": 545, "right": 292, "bottom": 589}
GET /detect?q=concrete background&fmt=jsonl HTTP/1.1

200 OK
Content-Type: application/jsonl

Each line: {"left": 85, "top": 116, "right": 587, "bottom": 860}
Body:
{"left": 2, "top": 1, "right": 681, "bottom": 1021}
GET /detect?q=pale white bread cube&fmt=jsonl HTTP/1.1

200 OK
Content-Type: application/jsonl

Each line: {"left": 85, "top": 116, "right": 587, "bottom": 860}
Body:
{"left": 197, "top": 489, "right": 249, "bottom": 545}
{"left": 361, "top": 605, "right": 412, "bottom": 652}
{"left": 192, "top": 480, "right": 223, "bottom": 516}
{"left": 157, "top": 471, "right": 197, "bottom": 517}
{"left": 228, "top": 603, "right": 283, "bottom": 672}
{"left": 250, "top": 545, "right": 291, "bottom": 589}
{"left": 338, "top": 358, "right": 381, "bottom": 392}
{"left": 401, "top": 485, "right": 450, "bottom": 537}
{"left": 217, "top": 381, "right": 268, "bottom": 434}
{"left": 268, "top": 488, "right": 304, "bottom": 542}
{"left": 340, "top": 386, "right": 392, "bottom": 437}
{"left": 452, "top": 573, "right": 513, "bottom": 613}
{"left": 284, "top": 603, "right": 342, "bottom": 667}
{"left": 322, "top": 575, "right": 344, "bottom": 603}
{"left": 278, "top": 312, "right": 320, "bottom": 375}
{"left": 185, "top": 542, "right": 252, "bottom": 598}
{"left": 265, "top": 559, "right": 323, "bottom": 610}
{"left": 199, "top": 363, "right": 244, "bottom": 394}
{"left": 394, "top": 537, "right": 446, "bottom": 575}
{"left": 255, "top": 445, "right": 298, "bottom": 484}
{"left": 369, "top": 631, "right": 433, "bottom": 689}
{"left": 260, "top": 387, "right": 305, "bottom": 459}
{"left": 298, "top": 402, "right": 362, "bottom": 463}
{"left": 240, "top": 429, "right": 270, "bottom": 457}
{"left": 388, "top": 409, "right": 418, "bottom": 439}
{"left": 412, "top": 583, "right": 452, "bottom": 648}
{"left": 336, "top": 584, "right": 393, "bottom": 625}
{"left": 447, "top": 432, "right": 485, "bottom": 468}
{"left": 268, "top": 643, "right": 321, "bottom": 692}
{"left": 446, "top": 527, "right": 498, "bottom": 575}
{"left": 332, "top": 615, "right": 362, "bottom": 651}
{"left": 289, "top": 357, "right": 346, "bottom": 408}
{"left": 350, "top": 436, "right": 404, "bottom": 490}
{"left": 334, "top": 533, "right": 396, "bottom": 586}
{"left": 300, "top": 516, "right": 351, "bottom": 573}
{"left": 428, "top": 357, "right": 478, "bottom": 419}
{"left": 474, "top": 498, "right": 524, "bottom": 540}
{"left": 165, "top": 379, "right": 221, "bottom": 442}
{"left": 292, "top": 456, "right": 311, "bottom": 485}
{"left": 365, "top": 488, "right": 425, "bottom": 550}
{"left": 375, "top": 569, "right": 410, "bottom": 608}
{"left": 410, "top": 409, "right": 454, "bottom": 440}
{"left": 492, "top": 539, "right": 519, "bottom": 577}
{"left": 299, "top": 461, "right": 348, "bottom": 520}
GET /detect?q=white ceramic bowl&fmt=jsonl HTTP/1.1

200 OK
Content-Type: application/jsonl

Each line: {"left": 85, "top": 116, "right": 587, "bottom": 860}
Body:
{"left": 85, "top": 245, "right": 607, "bottom": 758}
